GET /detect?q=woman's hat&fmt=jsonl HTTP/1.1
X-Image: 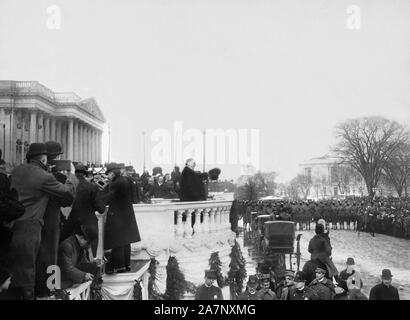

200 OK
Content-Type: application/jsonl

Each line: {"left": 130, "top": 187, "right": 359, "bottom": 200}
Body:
{"left": 346, "top": 257, "right": 355, "bottom": 265}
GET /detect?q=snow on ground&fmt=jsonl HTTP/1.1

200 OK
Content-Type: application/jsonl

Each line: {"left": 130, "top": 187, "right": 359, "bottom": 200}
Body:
{"left": 294, "top": 230, "right": 410, "bottom": 299}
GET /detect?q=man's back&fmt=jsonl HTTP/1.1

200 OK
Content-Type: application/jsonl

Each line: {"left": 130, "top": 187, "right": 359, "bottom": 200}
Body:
{"left": 369, "top": 283, "right": 399, "bottom": 300}
{"left": 11, "top": 162, "right": 75, "bottom": 223}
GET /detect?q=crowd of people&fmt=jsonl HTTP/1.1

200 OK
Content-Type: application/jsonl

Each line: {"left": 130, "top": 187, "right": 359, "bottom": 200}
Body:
{"left": 196, "top": 220, "right": 401, "bottom": 300}
{"left": 0, "top": 148, "right": 220, "bottom": 300}
{"left": 237, "top": 198, "right": 410, "bottom": 239}
{"left": 0, "top": 141, "right": 142, "bottom": 300}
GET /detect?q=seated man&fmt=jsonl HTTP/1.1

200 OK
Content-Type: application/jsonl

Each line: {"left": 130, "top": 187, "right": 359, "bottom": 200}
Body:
{"left": 58, "top": 224, "right": 98, "bottom": 289}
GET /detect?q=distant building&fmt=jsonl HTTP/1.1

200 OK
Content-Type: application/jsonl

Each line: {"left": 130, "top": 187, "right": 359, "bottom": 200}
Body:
{"left": 0, "top": 80, "right": 105, "bottom": 166}
{"left": 298, "top": 154, "right": 366, "bottom": 199}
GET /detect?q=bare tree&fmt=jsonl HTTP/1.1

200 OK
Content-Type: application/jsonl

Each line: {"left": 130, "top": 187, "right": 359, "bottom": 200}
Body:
{"left": 334, "top": 116, "right": 409, "bottom": 199}
{"left": 290, "top": 174, "right": 312, "bottom": 199}
{"left": 382, "top": 142, "right": 410, "bottom": 197}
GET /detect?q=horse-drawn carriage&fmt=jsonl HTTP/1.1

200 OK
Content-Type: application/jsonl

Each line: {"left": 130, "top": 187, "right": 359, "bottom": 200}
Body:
{"left": 244, "top": 212, "right": 302, "bottom": 280}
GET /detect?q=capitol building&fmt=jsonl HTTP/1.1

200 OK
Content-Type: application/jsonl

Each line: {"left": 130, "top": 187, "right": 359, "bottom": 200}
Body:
{"left": 0, "top": 80, "right": 105, "bottom": 166}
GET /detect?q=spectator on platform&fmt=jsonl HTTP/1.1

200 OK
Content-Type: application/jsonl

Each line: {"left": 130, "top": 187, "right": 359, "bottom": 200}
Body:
{"left": 58, "top": 224, "right": 99, "bottom": 289}
{"left": 36, "top": 141, "right": 77, "bottom": 297}
{"left": 0, "top": 163, "right": 25, "bottom": 268}
{"left": 195, "top": 270, "right": 223, "bottom": 300}
{"left": 369, "top": 269, "right": 400, "bottom": 300}
{"left": 179, "top": 158, "right": 206, "bottom": 202}
{"left": 61, "top": 164, "right": 106, "bottom": 255}
{"left": 7, "top": 143, "right": 77, "bottom": 300}
{"left": 103, "top": 163, "right": 141, "bottom": 274}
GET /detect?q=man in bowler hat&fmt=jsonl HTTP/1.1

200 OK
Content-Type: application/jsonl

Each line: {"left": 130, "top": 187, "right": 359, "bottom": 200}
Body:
{"left": 369, "top": 269, "right": 399, "bottom": 300}
{"left": 7, "top": 143, "right": 77, "bottom": 299}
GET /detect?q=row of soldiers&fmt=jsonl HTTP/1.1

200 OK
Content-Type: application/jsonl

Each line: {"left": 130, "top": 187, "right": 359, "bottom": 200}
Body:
{"left": 238, "top": 198, "right": 410, "bottom": 238}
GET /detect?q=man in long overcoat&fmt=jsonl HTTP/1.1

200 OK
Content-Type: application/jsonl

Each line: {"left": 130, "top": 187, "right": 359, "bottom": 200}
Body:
{"left": 103, "top": 163, "right": 141, "bottom": 273}
{"left": 179, "top": 158, "right": 206, "bottom": 202}
{"left": 8, "top": 143, "right": 77, "bottom": 299}
{"left": 61, "top": 164, "right": 106, "bottom": 255}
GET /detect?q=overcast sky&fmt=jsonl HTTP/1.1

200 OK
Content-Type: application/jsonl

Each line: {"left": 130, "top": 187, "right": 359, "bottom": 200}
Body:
{"left": 1, "top": 0, "right": 409, "bottom": 182}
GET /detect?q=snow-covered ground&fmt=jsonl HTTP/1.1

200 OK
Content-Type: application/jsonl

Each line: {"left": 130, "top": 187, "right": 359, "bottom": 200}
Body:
{"left": 297, "top": 230, "right": 410, "bottom": 299}
{"left": 239, "top": 229, "right": 410, "bottom": 300}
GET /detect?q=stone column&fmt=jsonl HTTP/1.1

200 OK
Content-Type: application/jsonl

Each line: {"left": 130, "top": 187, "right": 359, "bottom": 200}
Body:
{"left": 73, "top": 120, "right": 78, "bottom": 161}
{"left": 50, "top": 118, "right": 56, "bottom": 141}
{"left": 61, "top": 122, "right": 67, "bottom": 160}
{"left": 37, "top": 113, "right": 44, "bottom": 142}
{"left": 67, "top": 118, "right": 74, "bottom": 160}
{"left": 90, "top": 129, "right": 95, "bottom": 164}
{"left": 17, "top": 110, "right": 24, "bottom": 164}
{"left": 44, "top": 116, "right": 50, "bottom": 142}
{"left": 1, "top": 108, "right": 11, "bottom": 164}
{"left": 98, "top": 131, "right": 102, "bottom": 164}
{"left": 86, "top": 126, "right": 91, "bottom": 164}
{"left": 56, "top": 120, "right": 61, "bottom": 144}
{"left": 82, "top": 125, "right": 87, "bottom": 163}
{"left": 29, "top": 109, "right": 37, "bottom": 143}
{"left": 78, "top": 123, "right": 83, "bottom": 163}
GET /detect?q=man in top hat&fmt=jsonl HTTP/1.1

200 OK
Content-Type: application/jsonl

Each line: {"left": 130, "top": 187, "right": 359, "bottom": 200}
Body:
{"left": 308, "top": 266, "right": 335, "bottom": 300}
{"left": 7, "top": 143, "right": 77, "bottom": 299}
{"left": 369, "top": 269, "right": 399, "bottom": 300}
{"left": 195, "top": 270, "right": 223, "bottom": 300}
{"left": 288, "top": 271, "right": 318, "bottom": 300}
{"left": 276, "top": 269, "right": 295, "bottom": 300}
{"left": 257, "top": 274, "right": 276, "bottom": 300}
{"left": 102, "top": 162, "right": 141, "bottom": 273}
{"left": 237, "top": 275, "right": 261, "bottom": 300}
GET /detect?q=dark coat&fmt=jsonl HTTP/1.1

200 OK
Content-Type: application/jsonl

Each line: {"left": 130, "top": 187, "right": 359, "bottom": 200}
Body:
{"left": 179, "top": 167, "right": 206, "bottom": 201}
{"left": 308, "top": 278, "right": 335, "bottom": 300}
{"left": 288, "top": 285, "right": 319, "bottom": 300}
{"left": 68, "top": 177, "right": 106, "bottom": 226}
{"left": 237, "top": 289, "right": 261, "bottom": 300}
{"left": 195, "top": 284, "right": 223, "bottom": 300}
{"left": 308, "top": 235, "right": 332, "bottom": 262}
{"left": 103, "top": 176, "right": 141, "bottom": 249}
{"left": 369, "top": 283, "right": 400, "bottom": 300}
{"left": 10, "top": 161, "right": 76, "bottom": 225}
{"left": 58, "top": 235, "right": 96, "bottom": 289}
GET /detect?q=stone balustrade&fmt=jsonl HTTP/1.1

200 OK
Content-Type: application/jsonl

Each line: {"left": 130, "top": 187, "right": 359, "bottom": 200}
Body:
{"left": 96, "top": 200, "right": 233, "bottom": 260}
